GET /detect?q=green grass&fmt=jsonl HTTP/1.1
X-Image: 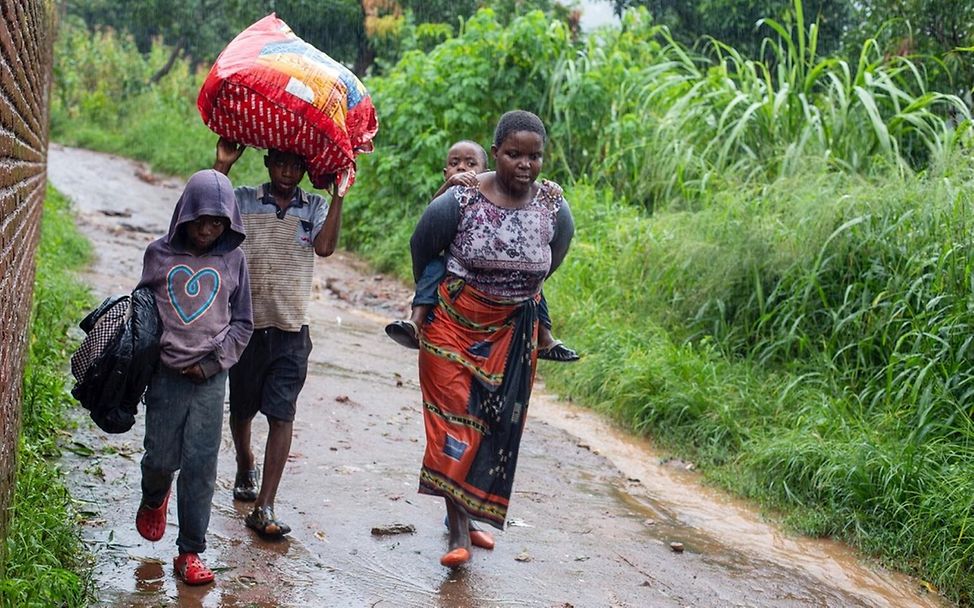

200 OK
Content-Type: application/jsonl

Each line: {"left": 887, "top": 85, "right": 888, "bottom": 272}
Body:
{"left": 540, "top": 170, "right": 974, "bottom": 605}
{"left": 0, "top": 186, "right": 93, "bottom": 608}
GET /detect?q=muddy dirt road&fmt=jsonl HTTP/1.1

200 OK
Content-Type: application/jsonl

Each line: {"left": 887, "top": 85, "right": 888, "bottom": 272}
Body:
{"left": 48, "top": 144, "right": 946, "bottom": 608}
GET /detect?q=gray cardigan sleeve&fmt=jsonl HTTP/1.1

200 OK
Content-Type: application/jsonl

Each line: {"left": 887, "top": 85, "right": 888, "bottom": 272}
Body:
{"left": 549, "top": 199, "right": 574, "bottom": 277}
{"left": 409, "top": 189, "right": 461, "bottom": 283}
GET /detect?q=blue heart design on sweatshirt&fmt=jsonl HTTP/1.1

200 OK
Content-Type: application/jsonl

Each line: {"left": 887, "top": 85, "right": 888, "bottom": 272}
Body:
{"left": 167, "top": 265, "right": 220, "bottom": 324}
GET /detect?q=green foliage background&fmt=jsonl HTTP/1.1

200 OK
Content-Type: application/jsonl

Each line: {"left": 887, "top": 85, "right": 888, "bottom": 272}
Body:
{"left": 45, "top": 1, "right": 974, "bottom": 605}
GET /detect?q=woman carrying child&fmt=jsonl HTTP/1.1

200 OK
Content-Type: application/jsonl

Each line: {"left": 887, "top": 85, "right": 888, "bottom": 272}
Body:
{"left": 408, "top": 110, "right": 574, "bottom": 567}
{"left": 386, "top": 139, "right": 578, "bottom": 362}
{"left": 134, "top": 169, "right": 253, "bottom": 585}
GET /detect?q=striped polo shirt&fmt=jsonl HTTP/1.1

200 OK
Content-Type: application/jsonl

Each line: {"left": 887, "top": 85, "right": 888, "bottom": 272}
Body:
{"left": 234, "top": 184, "right": 328, "bottom": 331}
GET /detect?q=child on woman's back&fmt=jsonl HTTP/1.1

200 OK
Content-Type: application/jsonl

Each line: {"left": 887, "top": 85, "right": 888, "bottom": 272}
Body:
{"left": 134, "top": 169, "right": 254, "bottom": 585}
{"left": 385, "top": 139, "right": 578, "bottom": 362}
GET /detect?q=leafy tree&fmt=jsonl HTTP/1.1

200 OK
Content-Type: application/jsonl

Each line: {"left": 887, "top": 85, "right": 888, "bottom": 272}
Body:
{"left": 64, "top": 0, "right": 371, "bottom": 75}
{"left": 851, "top": 1, "right": 974, "bottom": 53}
{"left": 240, "top": 0, "right": 371, "bottom": 74}
{"left": 64, "top": 0, "right": 579, "bottom": 78}
{"left": 608, "top": 0, "right": 852, "bottom": 57}
{"left": 605, "top": 0, "right": 973, "bottom": 96}
{"left": 846, "top": 1, "right": 974, "bottom": 96}
{"left": 345, "top": 8, "right": 578, "bottom": 270}
{"left": 65, "top": 0, "right": 252, "bottom": 75}
{"left": 401, "top": 0, "right": 480, "bottom": 24}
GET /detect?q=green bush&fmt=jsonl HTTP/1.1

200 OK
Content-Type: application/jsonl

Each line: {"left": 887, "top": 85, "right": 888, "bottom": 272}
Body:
{"left": 343, "top": 8, "right": 576, "bottom": 273}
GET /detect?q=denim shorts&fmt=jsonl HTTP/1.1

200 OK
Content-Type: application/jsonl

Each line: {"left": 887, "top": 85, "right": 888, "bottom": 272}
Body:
{"left": 229, "top": 326, "right": 312, "bottom": 422}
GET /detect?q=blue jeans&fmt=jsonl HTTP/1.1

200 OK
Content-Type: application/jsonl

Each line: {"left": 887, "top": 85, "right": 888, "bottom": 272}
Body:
{"left": 142, "top": 364, "right": 227, "bottom": 554}
{"left": 413, "top": 257, "right": 553, "bottom": 329}
{"left": 413, "top": 256, "right": 446, "bottom": 308}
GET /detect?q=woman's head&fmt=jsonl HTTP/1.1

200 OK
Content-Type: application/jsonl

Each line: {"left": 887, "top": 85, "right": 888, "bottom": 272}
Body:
{"left": 492, "top": 110, "right": 547, "bottom": 149}
{"left": 491, "top": 110, "right": 546, "bottom": 195}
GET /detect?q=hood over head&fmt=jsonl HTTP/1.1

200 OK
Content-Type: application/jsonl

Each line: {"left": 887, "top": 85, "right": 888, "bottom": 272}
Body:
{"left": 166, "top": 169, "right": 245, "bottom": 254}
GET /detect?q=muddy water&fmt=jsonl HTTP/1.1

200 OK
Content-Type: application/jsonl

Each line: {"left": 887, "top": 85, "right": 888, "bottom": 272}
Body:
{"left": 48, "top": 145, "right": 947, "bottom": 607}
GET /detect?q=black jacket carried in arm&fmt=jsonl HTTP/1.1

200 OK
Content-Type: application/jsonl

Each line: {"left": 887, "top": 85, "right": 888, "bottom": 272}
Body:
{"left": 70, "top": 287, "right": 161, "bottom": 433}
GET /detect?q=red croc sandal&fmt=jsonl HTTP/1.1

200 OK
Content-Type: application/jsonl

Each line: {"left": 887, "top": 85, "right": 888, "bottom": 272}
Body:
{"left": 135, "top": 490, "right": 170, "bottom": 542}
{"left": 173, "top": 552, "right": 214, "bottom": 585}
{"left": 439, "top": 547, "right": 471, "bottom": 568}
{"left": 443, "top": 516, "right": 495, "bottom": 550}
{"left": 469, "top": 529, "right": 495, "bottom": 550}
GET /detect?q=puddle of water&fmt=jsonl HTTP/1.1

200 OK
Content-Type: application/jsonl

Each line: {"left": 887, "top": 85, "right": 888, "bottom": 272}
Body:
{"left": 529, "top": 390, "right": 946, "bottom": 608}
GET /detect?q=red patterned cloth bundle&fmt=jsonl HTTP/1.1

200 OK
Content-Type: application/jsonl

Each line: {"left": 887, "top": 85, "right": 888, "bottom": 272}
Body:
{"left": 198, "top": 14, "right": 378, "bottom": 195}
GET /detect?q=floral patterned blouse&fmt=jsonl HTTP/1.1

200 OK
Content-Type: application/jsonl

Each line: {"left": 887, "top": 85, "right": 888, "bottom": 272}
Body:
{"left": 410, "top": 182, "right": 574, "bottom": 301}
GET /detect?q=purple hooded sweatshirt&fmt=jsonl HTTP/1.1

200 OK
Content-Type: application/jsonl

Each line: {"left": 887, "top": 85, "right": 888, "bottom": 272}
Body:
{"left": 138, "top": 169, "right": 253, "bottom": 378}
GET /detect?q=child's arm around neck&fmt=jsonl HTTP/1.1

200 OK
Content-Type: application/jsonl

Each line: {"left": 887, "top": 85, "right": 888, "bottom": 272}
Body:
{"left": 433, "top": 171, "right": 481, "bottom": 201}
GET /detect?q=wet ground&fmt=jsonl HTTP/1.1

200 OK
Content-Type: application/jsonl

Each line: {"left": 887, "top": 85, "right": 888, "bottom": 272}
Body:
{"left": 47, "top": 144, "right": 948, "bottom": 608}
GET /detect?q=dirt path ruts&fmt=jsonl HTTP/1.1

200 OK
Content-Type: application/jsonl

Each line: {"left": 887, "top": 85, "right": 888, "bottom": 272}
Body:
{"left": 48, "top": 144, "right": 947, "bottom": 608}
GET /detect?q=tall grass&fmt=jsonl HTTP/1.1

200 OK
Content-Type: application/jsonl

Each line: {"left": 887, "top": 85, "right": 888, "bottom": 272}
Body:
{"left": 542, "top": 4, "right": 971, "bottom": 212}
{"left": 0, "top": 186, "right": 93, "bottom": 607}
{"left": 542, "top": 165, "right": 974, "bottom": 605}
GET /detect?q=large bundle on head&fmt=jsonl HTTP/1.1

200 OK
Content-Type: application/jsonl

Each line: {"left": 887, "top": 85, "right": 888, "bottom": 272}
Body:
{"left": 198, "top": 14, "right": 378, "bottom": 195}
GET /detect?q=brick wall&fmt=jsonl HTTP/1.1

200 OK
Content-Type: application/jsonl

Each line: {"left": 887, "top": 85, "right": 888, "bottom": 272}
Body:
{"left": 0, "top": 0, "right": 56, "bottom": 542}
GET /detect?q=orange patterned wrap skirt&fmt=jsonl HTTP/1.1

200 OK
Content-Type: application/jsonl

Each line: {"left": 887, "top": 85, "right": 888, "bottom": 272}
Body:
{"left": 418, "top": 278, "right": 539, "bottom": 530}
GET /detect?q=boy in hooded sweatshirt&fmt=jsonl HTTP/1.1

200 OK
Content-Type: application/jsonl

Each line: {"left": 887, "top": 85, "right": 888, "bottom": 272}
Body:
{"left": 134, "top": 169, "right": 254, "bottom": 585}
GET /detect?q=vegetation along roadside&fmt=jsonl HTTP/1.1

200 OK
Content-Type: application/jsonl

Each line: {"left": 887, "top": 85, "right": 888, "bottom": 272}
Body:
{"left": 0, "top": 186, "right": 93, "bottom": 607}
